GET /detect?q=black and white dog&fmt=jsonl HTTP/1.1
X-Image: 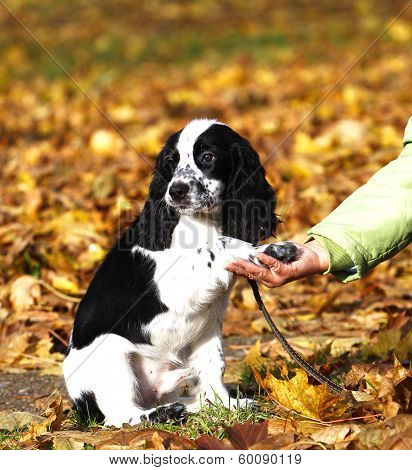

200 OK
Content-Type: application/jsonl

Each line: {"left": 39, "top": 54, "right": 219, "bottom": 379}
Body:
{"left": 63, "top": 119, "right": 296, "bottom": 427}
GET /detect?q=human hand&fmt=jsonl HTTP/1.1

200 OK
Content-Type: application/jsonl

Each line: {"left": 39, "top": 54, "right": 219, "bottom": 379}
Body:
{"left": 225, "top": 239, "right": 329, "bottom": 288}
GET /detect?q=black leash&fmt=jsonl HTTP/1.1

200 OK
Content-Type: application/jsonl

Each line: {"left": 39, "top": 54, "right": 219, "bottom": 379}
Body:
{"left": 249, "top": 279, "right": 345, "bottom": 394}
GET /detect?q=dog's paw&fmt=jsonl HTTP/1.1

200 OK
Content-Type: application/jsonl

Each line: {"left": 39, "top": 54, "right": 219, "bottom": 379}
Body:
{"left": 250, "top": 241, "right": 298, "bottom": 266}
{"left": 146, "top": 402, "right": 188, "bottom": 424}
{"left": 263, "top": 242, "right": 297, "bottom": 264}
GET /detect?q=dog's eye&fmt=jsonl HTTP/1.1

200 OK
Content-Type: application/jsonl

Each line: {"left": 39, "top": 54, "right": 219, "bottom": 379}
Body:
{"left": 200, "top": 152, "right": 215, "bottom": 164}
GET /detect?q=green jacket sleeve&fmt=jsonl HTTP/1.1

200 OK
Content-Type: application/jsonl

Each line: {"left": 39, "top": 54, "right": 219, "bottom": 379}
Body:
{"left": 307, "top": 117, "right": 412, "bottom": 283}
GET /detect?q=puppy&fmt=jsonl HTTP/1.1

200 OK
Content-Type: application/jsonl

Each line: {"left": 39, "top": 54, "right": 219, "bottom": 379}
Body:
{"left": 63, "top": 119, "right": 296, "bottom": 427}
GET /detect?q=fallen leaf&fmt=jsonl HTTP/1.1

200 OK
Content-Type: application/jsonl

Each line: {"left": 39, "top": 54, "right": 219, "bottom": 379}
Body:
{"left": 25, "top": 392, "right": 65, "bottom": 439}
{"left": 249, "top": 432, "right": 295, "bottom": 450}
{"left": 244, "top": 339, "right": 265, "bottom": 369}
{"left": 0, "top": 411, "right": 42, "bottom": 432}
{"left": 225, "top": 421, "right": 268, "bottom": 449}
{"left": 311, "top": 424, "right": 361, "bottom": 449}
{"left": 251, "top": 317, "right": 272, "bottom": 333}
{"left": 95, "top": 429, "right": 197, "bottom": 450}
{"left": 9, "top": 276, "right": 41, "bottom": 311}
{"left": 253, "top": 367, "right": 347, "bottom": 421}
{"left": 330, "top": 337, "right": 363, "bottom": 358}
{"left": 195, "top": 435, "right": 233, "bottom": 450}
{"left": 89, "top": 129, "right": 123, "bottom": 156}
{"left": 53, "top": 436, "right": 85, "bottom": 450}
{"left": 0, "top": 331, "right": 31, "bottom": 370}
{"left": 46, "top": 271, "right": 80, "bottom": 295}
{"left": 382, "top": 425, "right": 412, "bottom": 449}
{"left": 363, "top": 329, "right": 412, "bottom": 361}
{"left": 267, "top": 418, "right": 295, "bottom": 435}
{"left": 92, "top": 170, "right": 117, "bottom": 200}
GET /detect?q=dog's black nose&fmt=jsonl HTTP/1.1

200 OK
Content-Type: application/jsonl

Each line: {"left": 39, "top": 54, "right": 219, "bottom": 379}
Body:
{"left": 169, "top": 182, "right": 190, "bottom": 201}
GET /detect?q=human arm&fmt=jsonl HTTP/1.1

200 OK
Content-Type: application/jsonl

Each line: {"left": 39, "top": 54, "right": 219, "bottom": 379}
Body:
{"left": 225, "top": 117, "right": 412, "bottom": 285}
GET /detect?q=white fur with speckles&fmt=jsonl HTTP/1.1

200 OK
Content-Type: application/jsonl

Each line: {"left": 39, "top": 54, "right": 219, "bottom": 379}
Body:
{"left": 165, "top": 119, "right": 225, "bottom": 213}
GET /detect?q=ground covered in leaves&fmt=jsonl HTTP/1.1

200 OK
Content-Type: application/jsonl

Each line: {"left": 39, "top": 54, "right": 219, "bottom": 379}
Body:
{"left": 0, "top": 0, "right": 411, "bottom": 450}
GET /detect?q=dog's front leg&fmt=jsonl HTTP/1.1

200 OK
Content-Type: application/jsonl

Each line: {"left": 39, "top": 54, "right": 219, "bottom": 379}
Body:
{"left": 185, "top": 334, "right": 229, "bottom": 411}
{"left": 186, "top": 334, "right": 253, "bottom": 412}
{"left": 219, "top": 236, "right": 298, "bottom": 266}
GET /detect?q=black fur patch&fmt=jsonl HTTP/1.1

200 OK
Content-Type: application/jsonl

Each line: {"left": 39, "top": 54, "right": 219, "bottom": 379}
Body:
{"left": 74, "top": 391, "right": 105, "bottom": 424}
{"left": 146, "top": 402, "right": 187, "bottom": 424}
{"left": 193, "top": 124, "right": 279, "bottom": 244}
{"left": 71, "top": 229, "right": 168, "bottom": 349}
{"left": 263, "top": 242, "right": 298, "bottom": 264}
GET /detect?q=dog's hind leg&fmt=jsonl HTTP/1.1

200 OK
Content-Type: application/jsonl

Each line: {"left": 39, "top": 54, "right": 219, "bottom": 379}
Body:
{"left": 185, "top": 334, "right": 228, "bottom": 410}
{"left": 64, "top": 334, "right": 149, "bottom": 427}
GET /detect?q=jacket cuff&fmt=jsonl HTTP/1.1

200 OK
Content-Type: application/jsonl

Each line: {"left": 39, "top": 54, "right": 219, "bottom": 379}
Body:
{"left": 310, "top": 235, "right": 354, "bottom": 274}
{"left": 306, "top": 227, "right": 367, "bottom": 283}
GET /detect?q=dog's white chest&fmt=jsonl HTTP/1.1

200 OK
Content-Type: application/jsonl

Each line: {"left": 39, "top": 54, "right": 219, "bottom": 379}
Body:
{"left": 138, "top": 217, "right": 233, "bottom": 353}
{"left": 145, "top": 246, "right": 231, "bottom": 351}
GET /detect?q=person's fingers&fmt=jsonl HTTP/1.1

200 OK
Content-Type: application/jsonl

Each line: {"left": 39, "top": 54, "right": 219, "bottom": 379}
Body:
{"left": 233, "top": 258, "right": 284, "bottom": 284}
{"left": 230, "top": 266, "right": 252, "bottom": 278}
{"left": 233, "top": 258, "right": 266, "bottom": 274}
{"left": 226, "top": 263, "right": 256, "bottom": 278}
{"left": 255, "top": 252, "right": 283, "bottom": 268}
{"left": 226, "top": 260, "right": 267, "bottom": 280}
{"left": 226, "top": 257, "right": 292, "bottom": 287}
{"left": 225, "top": 262, "right": 238, "bottom": 271}
{"left": 259, "top": 279, "right": 277, "bottom": 288}
{"left": 233, "top": 265, "right": 286, "bottom": 287}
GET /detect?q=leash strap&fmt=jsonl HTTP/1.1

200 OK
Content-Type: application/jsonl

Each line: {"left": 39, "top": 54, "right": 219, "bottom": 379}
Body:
{"left": 249, "top": 280, "right": 345, "bottom": 394}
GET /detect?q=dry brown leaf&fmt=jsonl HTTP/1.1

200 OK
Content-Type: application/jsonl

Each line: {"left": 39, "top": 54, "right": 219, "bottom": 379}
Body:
{"left": 95, "top": 429, "right": 197, "bottom": 450}
{"left": 9, "top": 276, "right": 41, "bottom": 312}
{"left": 225, "top": 421, "right": 268, "bottom": 449}
{"left": 151, "top": 431, "right": 166, "bottom": 450}
{"left": 196, "top": 435, "right": 233, "bottom": 450}
{"left": 24, "top": 392, "right": 65, "bottom": 439}
{"left": 249, "top": 433, "right": 295, "bottom": 450}
{"left": 0, "top": 411, "right": 43, "bottom": 432}
{"left": 311, "top": 424, "right": 361, "bottom": 449}
{"left": 0, "top": 331, "right": 31, "bottom": 370}
{"left": 330, "top": 337, "right": 363, "bottom": 358}
{"left": 251, "top": 317, "right": 272, "bottom": 334}
{"left": 53, "top": 437, "right": 85, "bottom": 450}
{"left": 267, "top": 418, "right": 295, "bottom": 435}
{"left": 382, "top": 426, "right": 412, "bottom": 449}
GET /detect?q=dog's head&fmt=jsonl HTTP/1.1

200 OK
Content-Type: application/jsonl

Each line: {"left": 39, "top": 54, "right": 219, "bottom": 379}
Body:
{"left": 144, "top": 119, "right": 279, "bottom": 247}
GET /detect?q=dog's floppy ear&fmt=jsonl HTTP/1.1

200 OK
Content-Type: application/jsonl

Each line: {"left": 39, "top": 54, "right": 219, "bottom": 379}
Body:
{"left": 222, "top": 139, "right": 279, "bottom": 244}
{"left": 128, "top": 140, "right": 180, "bottom": 251}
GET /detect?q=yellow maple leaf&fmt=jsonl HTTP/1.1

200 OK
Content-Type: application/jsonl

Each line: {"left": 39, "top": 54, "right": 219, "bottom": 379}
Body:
{"left": 253, "top": 367, "right": 346, "bottom": 421}
{"left": 245, "top": 339, "right": 266, "bottom": 370}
